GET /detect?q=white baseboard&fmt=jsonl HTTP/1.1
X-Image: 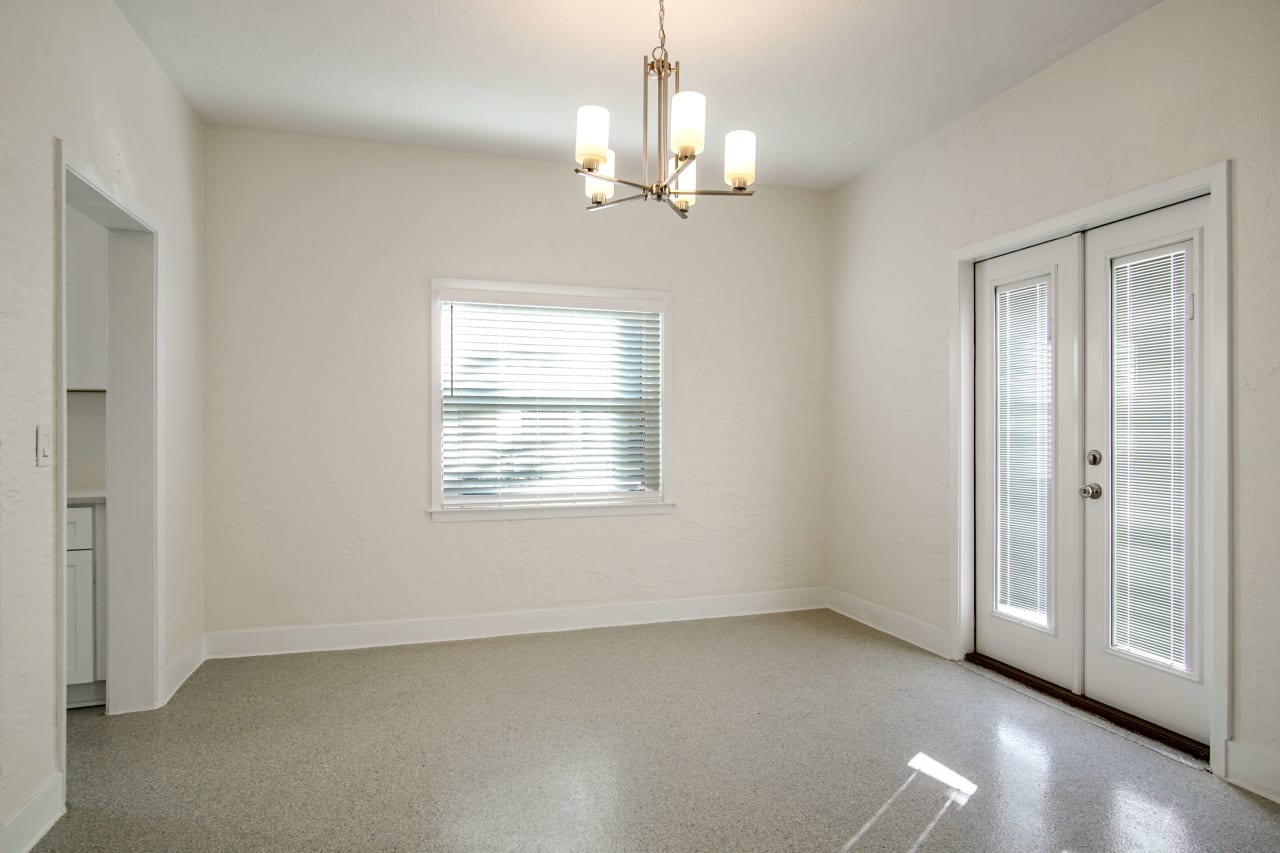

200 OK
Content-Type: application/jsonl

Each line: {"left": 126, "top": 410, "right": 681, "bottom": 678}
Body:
{"left": 161, "top": 634, "right": 207, "bottom": 705}
{"left": 1, "top": 772, "right": 64, "bottom": 853}
{"left": 825, "top": 587, "right": 954, "bottom": 659}
{"left": 1226, "top": 739, "right": 1280, "bottom": 804}
{"left": 205, "top": 586, "right": 828, "bottom": 659}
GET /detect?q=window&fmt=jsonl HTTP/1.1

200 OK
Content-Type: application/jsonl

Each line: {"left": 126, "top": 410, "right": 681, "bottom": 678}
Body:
{"left": 1110, "top": 247, "right": 1190, "bottom": 669}
{"left": 430, "top": 279, "right": 672, "bottom": 520}
{"left": 993, "top": 277, "right": 1053, "bottom": 627}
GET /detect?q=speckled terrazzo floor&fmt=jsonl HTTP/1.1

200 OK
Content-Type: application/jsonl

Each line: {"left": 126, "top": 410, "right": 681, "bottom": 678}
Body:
{"left": 36, "top": 610, "right": 1280, "bottom": 851}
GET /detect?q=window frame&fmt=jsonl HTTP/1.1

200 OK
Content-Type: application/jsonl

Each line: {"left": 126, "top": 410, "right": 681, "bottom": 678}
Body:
{"left": 429, "top": 278, "right": 674, "bottom": 522}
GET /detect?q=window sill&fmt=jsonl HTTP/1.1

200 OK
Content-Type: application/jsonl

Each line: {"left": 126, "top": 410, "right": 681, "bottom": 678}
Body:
{"left": 429, "top": 502, "right": 676, "bottom": 522}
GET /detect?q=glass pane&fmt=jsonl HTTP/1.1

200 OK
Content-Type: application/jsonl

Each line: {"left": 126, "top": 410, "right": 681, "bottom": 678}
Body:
{"left": 1111, "top": 249, "right": 1189, "bottom": 670}
{"left": 440, "top": 301, "right": 663, "bottom": 507}
{"left": 995, "top": 279, "right": 1052, "bottom": 626}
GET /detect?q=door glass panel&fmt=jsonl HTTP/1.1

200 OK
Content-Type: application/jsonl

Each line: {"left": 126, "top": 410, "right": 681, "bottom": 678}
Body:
{"left": 995, "top": 279, "right": 1052, "bottom": 626}
{"left": 1110, "top": 248, "right": 1189, "bottom": 670}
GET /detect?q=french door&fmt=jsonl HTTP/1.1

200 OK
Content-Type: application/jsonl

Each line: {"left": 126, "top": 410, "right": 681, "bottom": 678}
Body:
{"left": 975, "top": 197, "right": 1209, "bottom": 742}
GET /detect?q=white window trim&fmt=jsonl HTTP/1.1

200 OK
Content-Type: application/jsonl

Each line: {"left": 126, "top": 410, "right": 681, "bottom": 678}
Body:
{"left": 428, "top": 278, "right": 674, "bottom": 521}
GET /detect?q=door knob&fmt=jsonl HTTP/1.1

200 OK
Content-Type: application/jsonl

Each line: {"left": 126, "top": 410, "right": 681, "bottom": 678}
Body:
{"left": 1079, "top": 483, "right": 1102, "bottom": 499}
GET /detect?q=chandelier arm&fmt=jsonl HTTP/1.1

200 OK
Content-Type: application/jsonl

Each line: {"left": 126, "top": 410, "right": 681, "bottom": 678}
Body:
{"left": 663, "top": 197, "right": 689, "bottom": 220}
{"left": 676, "top": 189, "right": 756, "bottom": 197}
{"left": 573, "top": 169, "right": 650, "bottom": 192}
{"left": 586, "top": 193, "right": 646, "bottom": 212}
{"left": 662, "top": 154, "right": 695, "bottom": 190}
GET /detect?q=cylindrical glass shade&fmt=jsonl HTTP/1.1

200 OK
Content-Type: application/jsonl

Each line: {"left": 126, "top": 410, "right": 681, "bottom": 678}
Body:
{"left": 670, "top": 157, "right": 697, "bottom": 209}
{"left": 724, "top": 129, "right": 757, "bottom": 189}
{"left": 669, "top": 91, "right": 706, "bottom": 156}
{"left": 575, "top": 105, "right": 610, "bottom": 169}
{"left": 585, "top": 149, "right": 616, "bottom": 203}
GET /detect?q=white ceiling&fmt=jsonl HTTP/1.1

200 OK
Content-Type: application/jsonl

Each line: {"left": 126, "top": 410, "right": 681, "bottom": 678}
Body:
{"left": 114, "top": 0, "right": 1159, "bottom": 190}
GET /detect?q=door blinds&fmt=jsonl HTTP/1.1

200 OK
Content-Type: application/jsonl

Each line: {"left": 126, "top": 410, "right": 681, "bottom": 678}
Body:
{"left": 1110, "top": 248, "right": 1189, "bottom": 669}
{"left": 995, "top": 278, "right": 1053, "bottom": 626}
{"left": 440, "top": 301, "right": 663, "bottom": 507}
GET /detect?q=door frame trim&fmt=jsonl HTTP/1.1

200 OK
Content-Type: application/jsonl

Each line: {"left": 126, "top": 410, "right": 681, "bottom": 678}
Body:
{"left": 55, "top": 138, "right": 164, "bottom": 727}
{"left": 948, "top": 162, "right": 1231, "bottom": 774}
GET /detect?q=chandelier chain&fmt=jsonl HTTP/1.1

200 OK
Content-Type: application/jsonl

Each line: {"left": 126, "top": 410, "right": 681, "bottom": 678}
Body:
{"left": 652, "top": 0, "right": 668, "bottom": 62}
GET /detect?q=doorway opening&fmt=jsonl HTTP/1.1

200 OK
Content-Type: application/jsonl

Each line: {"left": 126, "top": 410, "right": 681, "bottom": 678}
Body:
{"left": 948, "top": 164, "right": 1231, "bottom": 774}
{"left": 57, "top": 146, "right": 160, "bottom": 741}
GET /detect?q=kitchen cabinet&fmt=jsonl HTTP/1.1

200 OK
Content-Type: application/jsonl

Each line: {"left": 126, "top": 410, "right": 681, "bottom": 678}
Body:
{"left": 65, "top": 506, "right": 96, "bottom": 686}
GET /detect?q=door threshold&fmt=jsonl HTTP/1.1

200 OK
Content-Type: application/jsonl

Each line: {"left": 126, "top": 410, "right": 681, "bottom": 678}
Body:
{"left": 964, "top": 652, "right": 1209, "bottom": 762}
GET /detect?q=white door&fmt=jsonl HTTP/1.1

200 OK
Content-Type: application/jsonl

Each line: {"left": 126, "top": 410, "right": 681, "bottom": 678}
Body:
{"left": 975, "top": 235, "right": 1082, "bottom": 690}
{"left": 1082, "top": 198, "right": 1209, "bottom": 742}
{"left": 975, "top": 198, "right": 1209, "bottom": 743}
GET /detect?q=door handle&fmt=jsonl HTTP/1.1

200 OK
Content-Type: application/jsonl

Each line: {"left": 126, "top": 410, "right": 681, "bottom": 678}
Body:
{"left": 1079, "top": 483, "right": 1102, "bottom": 499}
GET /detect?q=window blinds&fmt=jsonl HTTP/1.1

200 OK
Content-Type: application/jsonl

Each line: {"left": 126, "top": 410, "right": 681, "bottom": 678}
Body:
{"left": 1110, "top": 249, "right": 1189, "bottom": 670}
{"left": 440, "top": 301, "right": 663, "bottom": 507}
{"left": 995, "top": 279, "right": 1053, "bottom": 626}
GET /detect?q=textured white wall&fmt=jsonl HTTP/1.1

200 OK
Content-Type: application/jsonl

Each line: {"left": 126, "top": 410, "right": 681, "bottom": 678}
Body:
{"left": 0, "top": 0, "right": 204, "bottom": 826}
{"left": 204, "top": 128, "right": 831, "bottom": 632}
{"left": 828, "top": 0, "right": 1280, "bottom": 756}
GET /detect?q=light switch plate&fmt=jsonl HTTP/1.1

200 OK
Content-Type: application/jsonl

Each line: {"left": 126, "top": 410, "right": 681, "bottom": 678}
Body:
{"left": 36, "top": 424, "right": 51, "bottom": 467}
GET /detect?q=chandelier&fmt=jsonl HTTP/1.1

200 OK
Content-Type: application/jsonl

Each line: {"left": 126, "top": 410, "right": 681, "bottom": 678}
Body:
{"left": 573, "top": 0, "right": 757, "bottom": 219}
